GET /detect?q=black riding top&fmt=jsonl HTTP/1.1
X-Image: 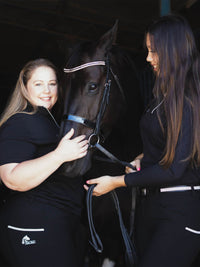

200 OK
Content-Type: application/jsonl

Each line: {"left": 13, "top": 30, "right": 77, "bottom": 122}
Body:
{"left": 0, "top": 106, "right": 84, "bottom": 216}
{"left": 125, "top": 99, "right": 200, "bottom": 188}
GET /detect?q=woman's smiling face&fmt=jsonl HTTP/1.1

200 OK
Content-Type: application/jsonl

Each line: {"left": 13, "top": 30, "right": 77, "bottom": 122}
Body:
{"left": 26, "top": 66, "right": 58, "bottom": 110}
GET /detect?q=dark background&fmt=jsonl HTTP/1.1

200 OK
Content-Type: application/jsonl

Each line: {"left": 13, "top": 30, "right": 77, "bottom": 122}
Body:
{"left": 0, "top": 0, "right": 200, "bottom": 113}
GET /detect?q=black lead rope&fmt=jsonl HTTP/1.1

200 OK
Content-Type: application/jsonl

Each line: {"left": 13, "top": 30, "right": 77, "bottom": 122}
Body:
{"left": 86, "top": 143, "right": 138, "bottom": 266}
{"left": 95, "top": 143, "right": 135, "bottom": 170}
{"left": 86, "top": 184, "right": 103, "bottom": 253}
{"left": 111, "top": 190, "right": 137, "bottom": 267}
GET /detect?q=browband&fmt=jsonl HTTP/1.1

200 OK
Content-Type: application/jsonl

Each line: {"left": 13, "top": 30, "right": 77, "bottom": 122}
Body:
{"left": 63, "top": 61, "right": 106, "bottom": 73}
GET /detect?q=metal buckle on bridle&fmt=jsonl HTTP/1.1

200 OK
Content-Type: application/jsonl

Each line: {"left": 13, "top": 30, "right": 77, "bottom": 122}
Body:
{"left": 88, "top": 133, "right": 100, "bottom": 148}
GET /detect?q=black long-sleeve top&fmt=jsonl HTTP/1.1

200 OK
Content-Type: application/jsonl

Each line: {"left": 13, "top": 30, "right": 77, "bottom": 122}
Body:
{"left": 125, "top": 99, "right": 200, "bottom": 188}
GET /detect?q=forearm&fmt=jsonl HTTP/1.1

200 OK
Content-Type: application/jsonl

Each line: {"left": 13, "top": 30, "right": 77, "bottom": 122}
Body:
{"left": 0, "top": 150, "right": 63, "bottom": 192}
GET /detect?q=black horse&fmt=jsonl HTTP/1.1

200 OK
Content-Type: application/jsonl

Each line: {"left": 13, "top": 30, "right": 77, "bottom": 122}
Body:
{"left": 60, "top": 22, "right": 143, "bottom": 266}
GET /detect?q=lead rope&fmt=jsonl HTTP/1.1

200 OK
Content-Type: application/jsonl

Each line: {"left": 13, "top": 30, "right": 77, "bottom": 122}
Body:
{"left": 86, "top": 144, "right": 138, "bottom": 267}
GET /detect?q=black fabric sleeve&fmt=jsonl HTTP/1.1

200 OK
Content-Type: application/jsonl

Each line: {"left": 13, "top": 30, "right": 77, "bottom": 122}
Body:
{"left": 0, "top": 115, "right": 37, "bottom": 165}
{"left": 125, "top": 103, "right": 193, "bottom": 187}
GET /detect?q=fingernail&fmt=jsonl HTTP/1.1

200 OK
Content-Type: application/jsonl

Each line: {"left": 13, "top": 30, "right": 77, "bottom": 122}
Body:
{"left": 86, "top": 180, "right": 90, "bottom": 184}
{"left": 137, "top": 168, "right": 141, "bottom": 171}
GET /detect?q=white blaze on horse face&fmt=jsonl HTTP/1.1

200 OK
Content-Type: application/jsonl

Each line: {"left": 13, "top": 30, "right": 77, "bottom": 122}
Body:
{"left": 26, "top": 66, "right": 58, "bottom": 110}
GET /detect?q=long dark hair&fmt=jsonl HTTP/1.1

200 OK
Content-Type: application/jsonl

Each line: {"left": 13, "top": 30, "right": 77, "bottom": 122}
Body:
{"left": 146, "top": 14, "right": 200, "bottom": 167}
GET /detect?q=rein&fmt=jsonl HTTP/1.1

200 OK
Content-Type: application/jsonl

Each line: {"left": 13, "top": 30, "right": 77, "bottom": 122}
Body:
{"left": 63, "top": 57, "right": 137, "bottom": 266}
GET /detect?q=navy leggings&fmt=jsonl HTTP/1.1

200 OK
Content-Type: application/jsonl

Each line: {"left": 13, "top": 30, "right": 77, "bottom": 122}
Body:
{"left": 134, "top": 190, "right": 200, "bottom": 267}
{"left": 0, "top": 194, "right": 81, "bottom": 267}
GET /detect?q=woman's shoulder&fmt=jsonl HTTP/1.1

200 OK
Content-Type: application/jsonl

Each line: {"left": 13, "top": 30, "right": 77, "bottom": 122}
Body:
{"left": 8, "top": 111, "right": 32, "bottom": 121}
{"left": 3, "top": 107, "right": 50, "bottom": 127}
{"left": 0, "top": 112, "right": 32, "bottom": 139}
{"left": 0, "top": 107, "right": 59, "bottom": 141}
{"left": 2, "top": 112, "right": 38, "bottom": 128}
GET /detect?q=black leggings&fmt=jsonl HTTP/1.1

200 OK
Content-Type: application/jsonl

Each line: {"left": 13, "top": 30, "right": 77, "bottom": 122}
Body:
{"left": 0, "top": 194, "right": 81, "bottom": 267}
{"left": 135, "top": 190, "right": 200, "bottom": 267}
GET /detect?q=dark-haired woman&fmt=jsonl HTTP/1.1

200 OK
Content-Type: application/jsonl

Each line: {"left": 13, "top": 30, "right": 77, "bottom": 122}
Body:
{"left": 85, "top": 14, "right": 200, "bottom": 266}
{"left": 0, "top": 58, "right": 88, "bottom": 266}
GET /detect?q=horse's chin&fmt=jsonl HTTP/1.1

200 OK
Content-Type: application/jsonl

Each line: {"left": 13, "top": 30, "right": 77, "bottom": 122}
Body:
{"left": 58, "top": 153, "right": 92, "bottom": 178}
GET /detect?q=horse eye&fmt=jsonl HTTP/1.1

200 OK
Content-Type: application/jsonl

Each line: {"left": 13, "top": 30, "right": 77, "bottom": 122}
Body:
{"left": 87, "top": 82, "right": 98, "bottom": 95}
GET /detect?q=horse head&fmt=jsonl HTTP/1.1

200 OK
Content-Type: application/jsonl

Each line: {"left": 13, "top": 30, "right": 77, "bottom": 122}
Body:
{"left": 59, "top": 21, "right": 142, "bottom": 177}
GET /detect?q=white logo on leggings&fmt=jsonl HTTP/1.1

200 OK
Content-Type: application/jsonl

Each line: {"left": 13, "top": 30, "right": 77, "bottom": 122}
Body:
{"left": 22, "top": 235, "right": 36, "bottom": 245}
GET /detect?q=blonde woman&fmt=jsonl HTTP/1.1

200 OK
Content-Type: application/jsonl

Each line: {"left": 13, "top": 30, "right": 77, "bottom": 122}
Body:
{"left": 0, "top": 58, "right": 88, "bottom": 266}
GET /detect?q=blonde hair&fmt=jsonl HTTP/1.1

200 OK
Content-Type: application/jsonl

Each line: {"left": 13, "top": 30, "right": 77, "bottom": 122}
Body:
{"left": 0, "top": 58, "right": 61, "bottom": 127}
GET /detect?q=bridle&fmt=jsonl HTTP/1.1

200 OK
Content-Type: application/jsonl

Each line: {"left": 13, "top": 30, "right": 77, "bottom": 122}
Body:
{"left": 63, "top": 55, "right": 137, "bottom": 266}
{"left": 63, "top": 56, "right": 133, "bottom": 168}
{"left": 63, "top": 56, "right": 125, "bottom": 149}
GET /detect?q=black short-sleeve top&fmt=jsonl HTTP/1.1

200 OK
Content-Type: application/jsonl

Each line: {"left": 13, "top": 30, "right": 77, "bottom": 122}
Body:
{"left": 0, "top": 107, "right": 84, "bottom": 216}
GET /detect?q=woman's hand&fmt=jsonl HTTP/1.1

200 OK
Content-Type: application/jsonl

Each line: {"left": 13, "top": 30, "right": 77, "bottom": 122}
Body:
{"left": 84, "top": 175, "right": 126, "bottom": 196}
{"left": 55, "top": 128, "right": 88, "bottom": 163}
{"left": 125, "top": 153, "right": 144, "bottom": 173}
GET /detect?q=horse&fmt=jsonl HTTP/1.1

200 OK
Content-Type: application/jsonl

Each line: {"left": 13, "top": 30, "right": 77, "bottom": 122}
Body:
{"left": 59, "top": 21, "right": 143, "bottom": 266}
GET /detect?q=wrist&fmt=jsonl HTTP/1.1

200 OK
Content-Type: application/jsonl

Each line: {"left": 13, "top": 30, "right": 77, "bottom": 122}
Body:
{"left": 136, "top": 153, "right": 144, "bottom": 160}
{"left": 112, "top": 175, "right": 126, "bottom": 188}
{"left": 51, "top": 149, "right": 64, "bottom": 166}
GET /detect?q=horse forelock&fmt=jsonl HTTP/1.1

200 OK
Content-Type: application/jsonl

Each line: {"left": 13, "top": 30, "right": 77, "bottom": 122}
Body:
{"left": 65, "top": 41, "right": 103, "bottom": 69}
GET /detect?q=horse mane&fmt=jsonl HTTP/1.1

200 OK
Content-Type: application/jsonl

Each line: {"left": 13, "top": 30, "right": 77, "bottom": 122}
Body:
{"left": 104, "top": 46, "right": 143, "bottom": 162}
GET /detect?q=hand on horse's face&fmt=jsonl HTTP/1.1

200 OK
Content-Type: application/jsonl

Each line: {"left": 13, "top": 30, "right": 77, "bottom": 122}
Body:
{"left": 55, "top": 128, "right": 88, "bottom": 163}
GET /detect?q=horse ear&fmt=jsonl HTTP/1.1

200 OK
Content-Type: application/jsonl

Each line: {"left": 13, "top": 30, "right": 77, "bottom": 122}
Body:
{"left": 97, "top": 20, "right": 118, "bottom": 53}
